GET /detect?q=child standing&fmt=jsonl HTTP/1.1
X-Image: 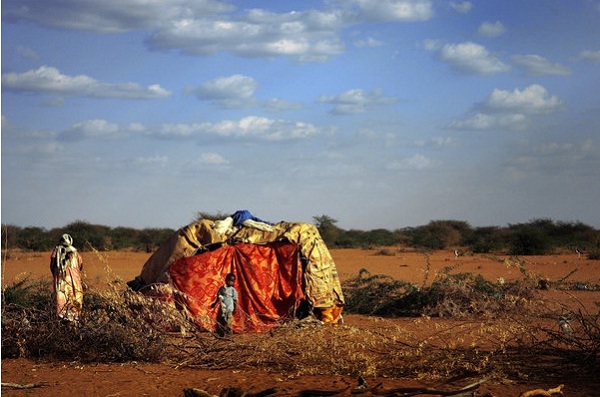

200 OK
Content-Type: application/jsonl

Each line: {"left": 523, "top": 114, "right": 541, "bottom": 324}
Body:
{"left": 211, "top": 273, "right": 238, "bottom": 337}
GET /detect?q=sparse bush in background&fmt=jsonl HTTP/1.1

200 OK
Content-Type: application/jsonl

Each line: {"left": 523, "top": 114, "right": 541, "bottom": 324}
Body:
{"left": 1, "top": 222, "right": 175, "bottom": 252}
{"left": 3, "top": 217, "right": 599, "bottom": 255}
{"left": 406, "top": 220, "right": 471, "bottom": 250}
{"left": 507, "top": 222, "right": 552, "bottom": 255}
{"left": 465, "top": 226, "right": 506, "bottom": 253}
{"left": 588, "top": 235, "right": 600, "bottom": 260}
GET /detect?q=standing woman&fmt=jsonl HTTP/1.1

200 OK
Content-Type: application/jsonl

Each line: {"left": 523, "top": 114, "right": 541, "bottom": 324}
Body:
{"left": 50, "top": 234, "right": 84, "bottom": 322}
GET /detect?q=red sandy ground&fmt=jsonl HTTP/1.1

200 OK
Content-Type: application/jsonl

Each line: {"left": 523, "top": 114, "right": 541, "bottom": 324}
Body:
{"left": 2, "top": 248, "right": 600, "bottom": 396}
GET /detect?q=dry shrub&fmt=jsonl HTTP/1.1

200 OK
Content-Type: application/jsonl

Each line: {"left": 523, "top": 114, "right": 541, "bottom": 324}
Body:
{"left": 533, "top": 302, "right": 600, "bottom": 372}
{"left": 374, "top": 248, "right": 396, "bottom": 256}
{"left": 342, "top": 269, "right": 421, "bottom": 316}
{"left": 341, "top": 267, "right": 537, "bottom": 318}
{"left": 423, "top": 273, "right": 537, "bottom": 318}
{"left": 1, "top": 277, "right": 193, "bottom": 363}
{"left": 177, "top": 316, "right": 528, "bottom": 381}
{"left": 338, "top": 258, "right": 599, "bottom": 377}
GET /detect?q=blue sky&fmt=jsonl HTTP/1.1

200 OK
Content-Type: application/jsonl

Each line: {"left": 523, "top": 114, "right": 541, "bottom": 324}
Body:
{"left": 2, "top": 0, "right": 600, "bottom": 231}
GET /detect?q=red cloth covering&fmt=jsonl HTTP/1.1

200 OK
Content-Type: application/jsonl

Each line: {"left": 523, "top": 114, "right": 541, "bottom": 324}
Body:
{"left": 168, "top": 241, "right": 304, "bottom": 333}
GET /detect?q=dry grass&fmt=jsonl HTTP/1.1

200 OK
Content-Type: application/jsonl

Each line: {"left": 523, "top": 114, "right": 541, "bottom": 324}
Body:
{"left": 2, "top": 251, "right": 598, "bottom": 385}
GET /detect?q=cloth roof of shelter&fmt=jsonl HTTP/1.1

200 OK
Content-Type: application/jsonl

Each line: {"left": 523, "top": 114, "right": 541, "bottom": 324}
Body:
{"left": 137, "top": 219, "right": 345, "bottom": 310}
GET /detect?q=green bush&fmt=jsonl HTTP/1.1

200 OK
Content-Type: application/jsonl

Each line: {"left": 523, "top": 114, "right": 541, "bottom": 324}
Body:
{"left": 508, "top": 223, "right": 552, "bottom": 255}
{"left": 2, "top": 216, "right": 598, "bottom": 255}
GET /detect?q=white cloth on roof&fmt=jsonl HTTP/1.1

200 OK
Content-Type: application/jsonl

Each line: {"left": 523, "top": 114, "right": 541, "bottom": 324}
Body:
{"left": 213, "top": 217, "right": 235, "bottom": 236}
{"left": 242, "top": 219, "right": 274, "bottom": 232}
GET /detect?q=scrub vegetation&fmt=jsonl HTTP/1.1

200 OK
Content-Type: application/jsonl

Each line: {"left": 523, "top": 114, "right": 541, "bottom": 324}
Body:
{"left": 3, "top": 217, "right": 600, "bottom": 258}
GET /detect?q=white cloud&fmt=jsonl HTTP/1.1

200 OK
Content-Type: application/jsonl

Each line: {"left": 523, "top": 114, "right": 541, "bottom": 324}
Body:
{"left": 4, "top": 0, "right": 345, "bottom": 62}
{"left": 318, "top": 88, "right": 398, "bottom": 115}
{"left": 41, "top": 97, "right": 66, "bottom": 107}
{"left": 1, "top": 116, "right": 56, "bottom": 141}
{"left": 387, "top": 154, "right": 436, "bottom": 170}
{"left": 188, "top": 75, "right": 305, "bottom": 111}
{"left": 450, "top": 2, "right": 472, "bottom": 14}
{"left": 2, "top": 66, "right": 171, "bottom": 99}
{"left": 60, "top": 119, "right": 127, "bottom": 140}
{"left": 428, "top": 41, "right": 511, "bottom": 75}
{"left": 506, "top": 139, "right": 600, "bottom": 178}
{"left": 449, "top": 84, "right": 563, "bottom": 131}
{"left": 145, "top": 10, "right": 346, "bottom": 62}
{"left": 579, "top": 50, "right": 600, "bottom": 63}
{"left": 2, "top": 0, "right": 233, "bottom": 33}
{"left": 7, "top": 141, "right": 64, "bottom": 156}
{"left": 15, "top": 45, "right": 39, "bottom": 60}
{"left": 477, "top": 21, "right": 505, "bottom": 37}
{"left": 3, "top": 0, "right": 436, "bottom": 62}
{"left": 354, "top": 37, "right": 384, "bottom": 48}
{"left": 483, "top": 84, "right": 563, "bottom": 115}
{"left": 412, "top": 136, "right": 457, "bottom": 148}
{"left": 157, "top": 116, "right": 322, "bottom": 141}
{"left": 448, "top": 113, "right": 527, "bottom": 131}
{"left": 342, "top": 0, "right": 434, "bottom": 22}
{"left": 1, "top": 115, "right": 17, "bottom": 134}
{"left": 199, "top": 152, "right": 230, "bottom": 165}
{"left": 264, "top": 98, "right": 305, "bottom": 113}
{"left": 38, "top": 115, "right": 322, "bottom": 144}
{"left": 133, "top": 155, "right": 168, "bottom": 167}
{"left": 189, "top": 74, "right": 258, "bottom": 108}
{"left": 422, "top": 39, "right": 442, "bottom": 51}
{"left": 512, "top": 55, "right": 571, "bottom": 76}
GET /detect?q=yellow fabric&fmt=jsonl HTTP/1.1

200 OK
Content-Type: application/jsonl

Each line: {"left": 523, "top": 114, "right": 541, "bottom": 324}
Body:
{"left": 140, "top": 220, "right": 225, "bottom": 284}
{"left": 318, "top": 306, "right": 343, "bottom": 324}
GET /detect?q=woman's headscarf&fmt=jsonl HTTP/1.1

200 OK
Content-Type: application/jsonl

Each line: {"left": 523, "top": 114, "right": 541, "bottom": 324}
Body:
{"left": 59, "top": 233, "right": 73, "bottom": 247}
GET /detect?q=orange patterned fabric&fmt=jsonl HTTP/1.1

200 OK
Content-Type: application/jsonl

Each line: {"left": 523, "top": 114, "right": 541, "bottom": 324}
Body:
{"left": 168, "top": 241, "right": 304, "bottom": 333}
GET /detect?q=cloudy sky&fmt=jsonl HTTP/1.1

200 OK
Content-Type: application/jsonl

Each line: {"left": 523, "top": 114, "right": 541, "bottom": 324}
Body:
{"left": 2, "top": 0, "right": 600, "bottom": 231}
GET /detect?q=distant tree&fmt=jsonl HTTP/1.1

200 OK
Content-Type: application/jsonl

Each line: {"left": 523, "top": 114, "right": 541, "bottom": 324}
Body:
{"left": 466, "top": 226, "right": 505, "bottom": 253}
{"left": 109, "top": 227, "right": 140, "bottom": 250}
{"left": 2, "top": 224, "right": 21, "bottom": 250}
{"left": 588, "top": 233, "right": 600, "bottom": 260}
{"left": 313, "top": 215, "right": 343, "bottom": 246}
{"left": 335, "top": 229, "right": 364, "bottom": 248}
{"left": 59, "top": 220, "right": 111, "bottom": 251}
{"left": 508, "top": 222, "right": 551, "bottom": 255}
{"left": 552, "top": 220, "right": 595, "bottom": 249}
{"left": 364, "top": 228, "right": 398, "bottom": 247}
{"left": 410, "top": 220, "right": 471, "bottom": 250}
{"left": 139, "top": 228, "right": 175, "bottom": 252}
{"left": 16, "top": 226, "right": 52, "bottom": 251}
{"left": 3, "top": 217, "right": 598, "bottom": 254}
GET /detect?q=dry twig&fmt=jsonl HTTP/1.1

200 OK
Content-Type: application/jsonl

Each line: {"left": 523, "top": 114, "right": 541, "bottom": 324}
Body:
{"left": 518, "top": 384, "right": 564, "bottom": 397}
{"left": 1, "top": 381, "right": 48, "bottom": 389}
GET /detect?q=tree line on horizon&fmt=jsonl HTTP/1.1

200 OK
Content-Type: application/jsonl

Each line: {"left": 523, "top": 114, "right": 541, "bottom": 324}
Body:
{"left": 2, "top": 216, "right": 599, "bottom": 258}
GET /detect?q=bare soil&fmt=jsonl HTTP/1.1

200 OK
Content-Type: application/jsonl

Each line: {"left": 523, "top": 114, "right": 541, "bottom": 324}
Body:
{"left": 2, "top": 248, "right": 599, "bottom": 396}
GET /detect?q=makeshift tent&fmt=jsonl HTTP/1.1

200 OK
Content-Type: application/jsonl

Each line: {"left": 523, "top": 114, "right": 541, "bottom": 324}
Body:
{"left": 129, "top": 211, "right": 344, "bottom": 333}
